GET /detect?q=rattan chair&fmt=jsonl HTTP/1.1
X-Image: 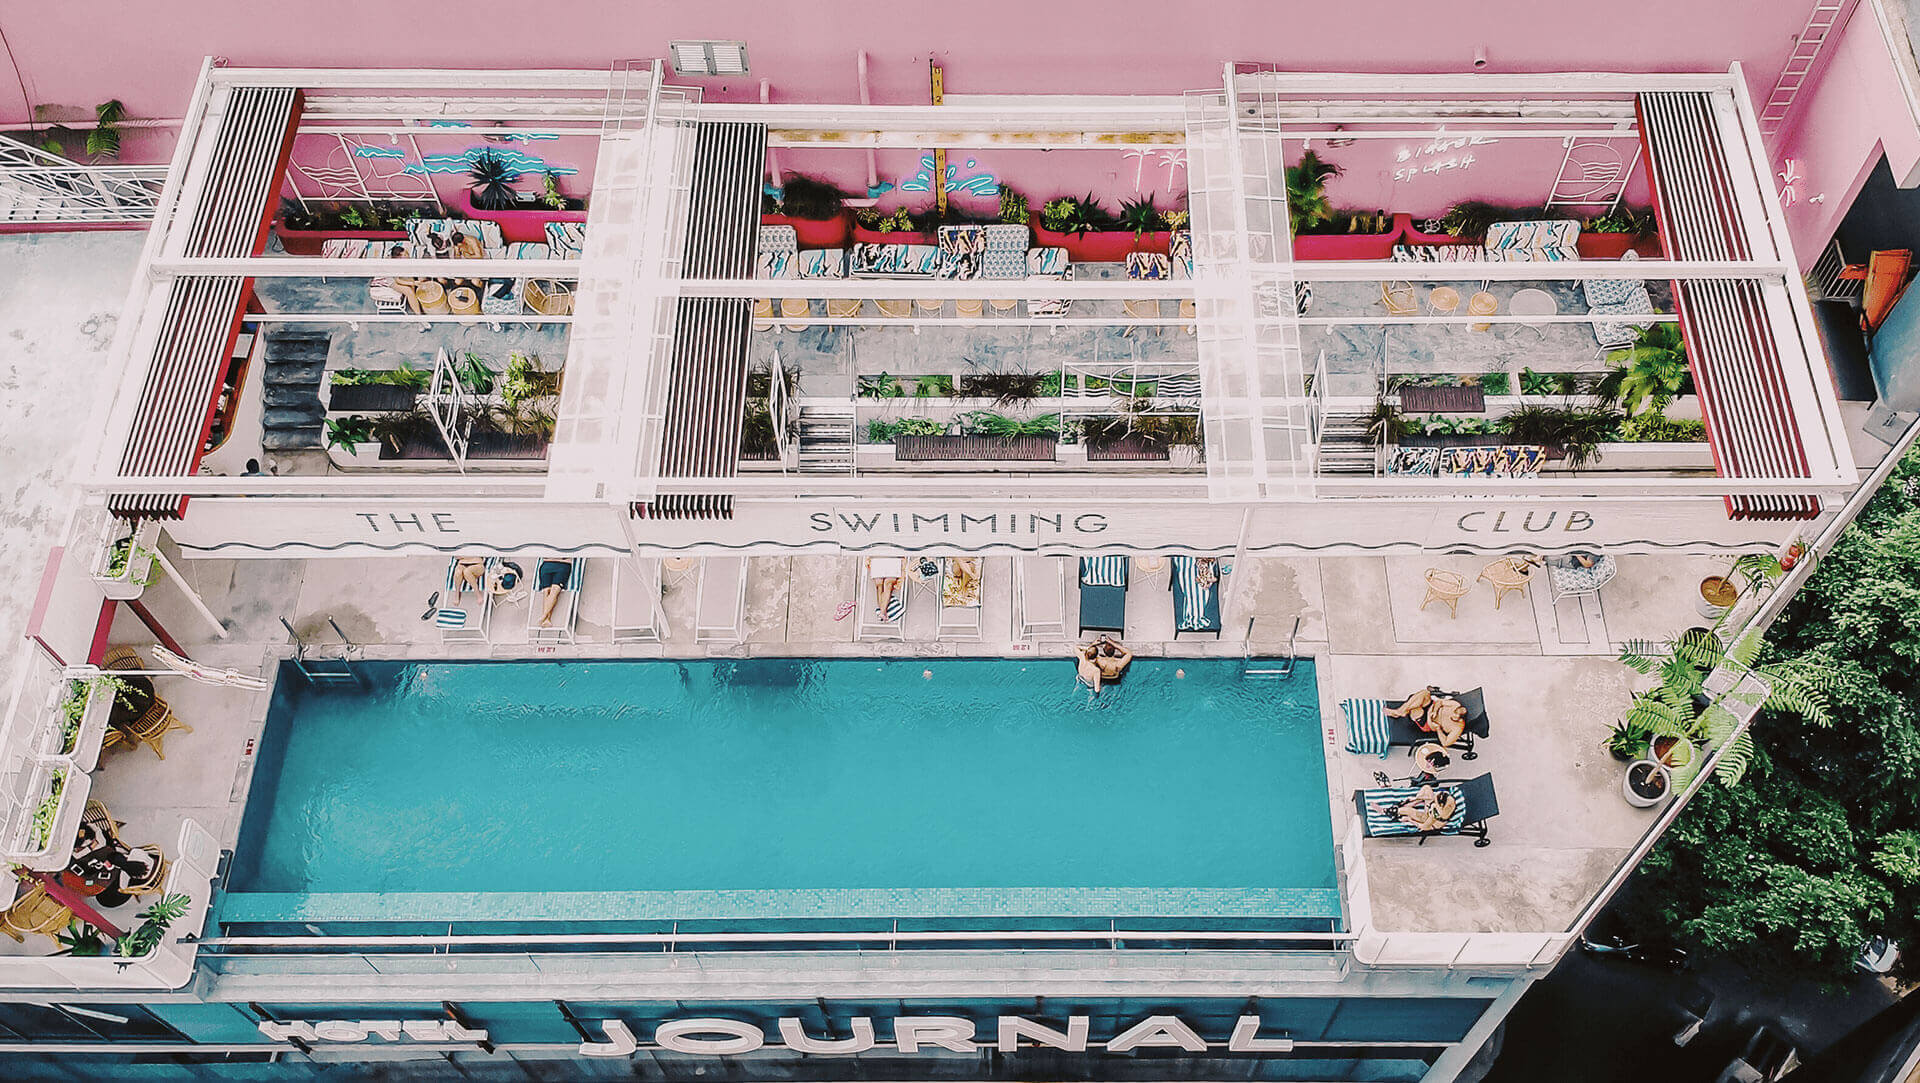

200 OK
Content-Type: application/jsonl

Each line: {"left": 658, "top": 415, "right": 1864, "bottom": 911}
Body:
{"left": 1380, "top": 281, "right": 1419, "bottom": 317}
{"left": 752, "top": 297, "right": 774, "bottom": 330}
{"left": 121, "top": 845, "right": 169, "bottom": 901}
{"left": 825, "top": 297, "right": 862, "bottom": 319}
{"left": 1468, "top": 291, "right": 1499, "bottom": 331}
{"left": 82, "top": 799, "right": 126, "bottom": 850}
{"left": 875, "top": 298, "right": 912, "bottom": 319}
{"left": 524, "top": 279, "right": 573, "bottom": 317}
{"left": 105, "top": 692, "right": 191, "bottom": 760}
{"left": 1, "top": 882, "right": 72, "bottom": 947}
{"left": 1420, "top": 568, "right": 1471, "bottom": 618}
{"left": 1478, "top": 556, "right": 1538, "bottom": 609}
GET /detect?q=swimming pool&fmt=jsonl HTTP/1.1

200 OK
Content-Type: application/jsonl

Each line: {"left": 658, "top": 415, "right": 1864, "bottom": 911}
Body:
{"left": 223, "top": 658, "right": 1337, "bottom": 923}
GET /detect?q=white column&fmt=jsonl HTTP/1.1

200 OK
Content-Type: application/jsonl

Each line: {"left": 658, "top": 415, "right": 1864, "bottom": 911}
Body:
{"left": 1418, "top": 975, "right": 1536, "bottom": 1083}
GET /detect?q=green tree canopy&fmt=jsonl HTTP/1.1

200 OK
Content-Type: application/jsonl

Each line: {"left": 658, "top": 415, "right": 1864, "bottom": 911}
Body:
{"left": 1618, "top": 451, "right": 1920, "bottom": 983}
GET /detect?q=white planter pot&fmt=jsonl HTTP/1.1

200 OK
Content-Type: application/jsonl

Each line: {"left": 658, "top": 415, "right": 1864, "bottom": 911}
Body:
{"left": 1623, "top": 760, "right": 1672, "bottom": 808}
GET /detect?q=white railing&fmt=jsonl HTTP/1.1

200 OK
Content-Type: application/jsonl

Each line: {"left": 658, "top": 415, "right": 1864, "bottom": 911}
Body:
{"left": 0, "top": 133, "right": 166, "bottom": 224}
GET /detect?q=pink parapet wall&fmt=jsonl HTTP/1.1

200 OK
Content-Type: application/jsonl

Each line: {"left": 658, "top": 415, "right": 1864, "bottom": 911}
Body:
{"left": 0, "top": 0, "right": 1828, "bottom": 150}
{"left": 1768, "top": 1, "right": 1920, "bottom": 264}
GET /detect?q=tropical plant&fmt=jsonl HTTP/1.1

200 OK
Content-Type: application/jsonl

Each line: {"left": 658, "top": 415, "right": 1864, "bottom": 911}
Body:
{"left": 105, "top": 537, "right": 161, "bottom": 587}
{"left": 856, "top": 373, "right": 906, "bottom": 399}
{"left": 500, "top": 353, "right": 558, "bottom": 407}
{"left": 1285, "top": 149, "right": 1342, "bottom": 236}
{"left": 38, "top": 124, "right": 75, "bottom": 157}
{"left": 963, "top": 411, "right": 1061, "bottom": 440}
{"left": 87, "top": 99, "right": 125, "bottom": 159}
{"left": 1163, "top": 209, "right": 1190, "bottom": 230}
{"left": 1041, "top": 194, "right": 1118, "bottom": 235}
{"left": 326, "top": 415, "right": 377, "bottom": 452}
{"left": 1618, "top": 627, "right": 1832, "bottom": 787}
{"left": 998, "top": 187, "right": 1029, "bottom": 225}
{"left": 467, "top": 149, "right": 520, "bottom": 211}
{"left": 540, "top": 172, "right": 568, "bottom": 211}
{"left": 1362, "top": 397, "right": 1414, "bottom": 447}
{"left": 912, "top": 374, "right": 954, "bottom": 398}
{"left": 740, "top": 401, "right": 780, "bottom": 459}
{"left": 1618, "top": 413, "right": 1706, "bottom": 442}
{"left": 957, "top": 364, "right": 1046, "bottom": 406}
{"left": 60, "top": 675, "right": 134, "bottom": 754}
{"left": 30, "top": 771, "right": 66, "bottom": 849}
{"left": 370, "top": 408, "right": 441, "bottom": 454}
{"left": 116, "top": 894, "right": 191, "bottom": 959}
{"left": 1498, "top": 405, "right": 1623, "bottom": 468}
{"left": 1596, "top": 323, "right": 1691, "bottom": 416}
{"left": 776, "top": 175, "right": 850, "bottom": 221}
{"left": 854, "top": 206, "right": 919, "bottom": 232}
{"left": 1435, "top": 200, "right": 1521, "bottom": 241}
{"left": 1518, "top": 366, "right": 1572, "bottom": 397}
{"left": 1117, "top": 197, "right": 1166, "bottom": 238}
{"left": 1606, "top": 720, "right": 1655, "bottom": 760}
{"left": 1586, "top": 205, "right": 1657, "bottom": 238}
{"left": 457, "top": 352, "right": 498, "bottom": 395}
{"left": 483, "top": 397, "right": 557, "bottom": 440}
{"left": 1478, "top": 371, "right": 1511, "bottom": 397}
{"left": 55, "top": 920, "right": 111, "bottom": 957}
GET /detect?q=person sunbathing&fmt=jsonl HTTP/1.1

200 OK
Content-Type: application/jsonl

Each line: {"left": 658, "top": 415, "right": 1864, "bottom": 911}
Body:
{"left": 1077, "top": 636, "right": 1133, "bottom": 693}
{"left": 535, "top": 559, "right": 571, "bottom": 627}
{"left": 452, "top": 556, "right": 487, "bottom": 599}
{"left": 867, "top": 558, "right": 904, "bottom": 621}
{"left": 1395, "top": 785, "right": 1458, "bottom": 832}
{"left": 1386, "top": 686, "right": 1468, "bottom": 748}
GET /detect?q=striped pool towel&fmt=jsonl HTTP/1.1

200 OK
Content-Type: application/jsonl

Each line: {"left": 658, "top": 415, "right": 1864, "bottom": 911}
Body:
{"left": 1342, "top": 698, "right": 1391, "bottom": 756}
{"left": 1361, "top": 784, "right": 1467, "bottom": 836}
{"left": 1080, "top": 555, "right": 1128, "bottom": 587}
{"left": 884, "top": 591, "right": 905, "bottom": 623}
{"left": 434, "top": 608, "right": 468, "bottom": 629}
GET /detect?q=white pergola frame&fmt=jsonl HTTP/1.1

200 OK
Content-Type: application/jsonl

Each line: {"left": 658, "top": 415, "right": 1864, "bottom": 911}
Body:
{"left": 83, "top": 62, "right": 1858, "bottom": 510}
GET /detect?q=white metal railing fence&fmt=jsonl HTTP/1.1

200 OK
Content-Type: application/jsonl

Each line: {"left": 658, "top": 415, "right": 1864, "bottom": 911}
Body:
{"left": 0, "top": 132, "right": 166, "bottom": 224}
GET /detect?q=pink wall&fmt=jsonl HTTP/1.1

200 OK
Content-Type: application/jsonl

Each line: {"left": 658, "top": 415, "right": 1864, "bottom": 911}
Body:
{"left": 0, "top": 1, "right": 1818, "bottom": 148}
{"left": 1294, "top": 136, "right": 1653, "bottom": 220}
{"left": 281, "top": 131, "right": 598, "bottom": 209}
{"left": 775, "top": 147, "right": 1191, "bottom": 216}
{"left": 1772, "top": 3, "right": 1920, "bottom": 263}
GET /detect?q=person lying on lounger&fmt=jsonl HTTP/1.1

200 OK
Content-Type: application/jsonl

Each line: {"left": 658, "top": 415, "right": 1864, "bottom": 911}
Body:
{"left": 535, "top": 559, "right": 571, "bottom": 628}
{"left": 1385, "top": 686, "right": 1468, "bottom": 748}
{"left": 1394, "top": 785, "right": 1458, "bottom": 832}
{"left": 452, "top": 556, "right": 487, "bottom": 599}
{"left": 1077, "top": 636, "right": 1133, "bottom": 693}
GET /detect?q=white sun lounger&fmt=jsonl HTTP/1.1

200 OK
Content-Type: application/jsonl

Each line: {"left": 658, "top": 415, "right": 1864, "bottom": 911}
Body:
{"left": 694, "top": 556, "right": 747, "bottom": 642}
{"left": 438, "top": 556, "right": 497, "bottom": 643}
{"left": 1011, "top": 556, "right": 1068, "bottom": 640}
{"left": 858, "top": 556, "right": 908, "bottom": 640}
{"left": 610, "top": 557, "right": 667, "bottom": 643}
{"left": 938, "top": 557, "right": 984, "bottom": 639}
{"left": 527, "top": 556, "right": 585, "bottom": 645}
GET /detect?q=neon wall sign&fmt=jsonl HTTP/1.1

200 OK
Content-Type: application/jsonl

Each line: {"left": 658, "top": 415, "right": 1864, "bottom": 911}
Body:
{"left": 579, "top": 1014, "right": 1295, "bottom": 1057}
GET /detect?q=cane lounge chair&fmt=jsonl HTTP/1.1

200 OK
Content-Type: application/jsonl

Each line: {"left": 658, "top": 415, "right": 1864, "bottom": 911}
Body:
{"left": 1355, "top": 773, "right": 1500, "bottom": 846}
{"left": 1078, "top": 556, "right": 1129, "bottom": 636}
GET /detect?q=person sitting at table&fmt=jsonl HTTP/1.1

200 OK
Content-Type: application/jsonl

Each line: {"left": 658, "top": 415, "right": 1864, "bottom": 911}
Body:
{"left": 535, "top": 558, "right": 571, "bottom": 628}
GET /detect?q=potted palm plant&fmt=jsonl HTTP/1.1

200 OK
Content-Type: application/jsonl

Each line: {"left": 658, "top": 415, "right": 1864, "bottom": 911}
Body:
{"left": 467, "top": 149, "right": 521, "bottom": 212}
{"left": 1029, "top": 194, "right": 1149, "bottom": 261}
{"left": 1285, "top": 150, "right": 1342, "bottom": 238}
{"left": 1596, "top": 324, "right": 1691, "bottom": 417}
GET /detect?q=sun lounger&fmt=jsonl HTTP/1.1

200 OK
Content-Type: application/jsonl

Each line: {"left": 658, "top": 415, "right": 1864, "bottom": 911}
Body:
{"left": 1012, "top": 556, "right": 1068, "bottom": 639}
{"left": 610, "top": 557, "right": 666, "bottom": 643}
{"left": 1078, "top": 555, "right": 1128, "bottom": 636}
{"left": 1170, "top": 555, "right": 1223, "bottom": 639}
{"left": 1355, "top": 773, "right": 1500, "bottom": 846}
{"left": 694, "top": 556, "right": 747, "bottom": 642}
{"left": 438, "top": 557, "right": 497, "bottom": 643}
{"left": 527, "top": 557, "right": 585, "bottom": 645}
{"left": 1385, "top": 686, "right": 1490, "bottom": 759}
{"left": 938, "top": 557, "right": 984, "bottom": 639}
{"left": 858, "top": 557, "right": 908, "bottom": 640}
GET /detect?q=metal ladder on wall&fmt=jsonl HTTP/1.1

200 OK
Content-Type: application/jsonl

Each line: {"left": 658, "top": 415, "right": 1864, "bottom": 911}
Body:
{"left": 1242, "top": 616, "right": 1302, "bottom": 678}
{"left": 1759, "top": 0, "right": 1859, "bottom": 136}
{"left": 280, "top": 617, "right": 360, "bottom": 685}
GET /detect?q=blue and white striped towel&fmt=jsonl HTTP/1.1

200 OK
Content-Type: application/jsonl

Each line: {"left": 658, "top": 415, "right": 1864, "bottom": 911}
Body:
{"left": 1170, "top": 556, "right": 1216, "bottom": 632}
{"left": 1080, "top": 555, "right": 1128, "bottom": 587}
{"left": 1361, "top": 784, "right": 1467, "bottom": 836}
{"left": 434, "top": 608, "right": 468, "bottom": 629}
{"left": 1342, "top": 697, "right": 1391, "bottom": 757}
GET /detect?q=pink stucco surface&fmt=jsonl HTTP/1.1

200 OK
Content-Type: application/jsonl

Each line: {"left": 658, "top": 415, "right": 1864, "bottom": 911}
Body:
{"left": 0, "top": 1, "right": 1822, "bottom": 131}
{"left": 1772, "top": 2, "right": 1920, "bottom": 261}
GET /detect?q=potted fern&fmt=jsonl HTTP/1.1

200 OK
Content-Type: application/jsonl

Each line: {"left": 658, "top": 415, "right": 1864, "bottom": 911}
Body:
{"left": 1029, "top": 194, "right": 1159, "bottom": 261}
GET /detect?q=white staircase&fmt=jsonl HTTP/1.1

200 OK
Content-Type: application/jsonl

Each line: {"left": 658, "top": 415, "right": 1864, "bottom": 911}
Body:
{"left": 1758, "top": 0, "right": 1859, "bottom": 135}
{"left": 796, "top": 405, "right": 855, "bottom": 475}
{"left": 1315, "top": 413, "right": 1380, "bottom": 476}
{"left": 0, "top": 132, "right": 166, "bottom": 224}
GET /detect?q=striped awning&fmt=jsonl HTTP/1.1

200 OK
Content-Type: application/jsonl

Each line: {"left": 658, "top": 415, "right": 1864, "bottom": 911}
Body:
{"left": 1639, "top": 91, "right": 1819, "bottom": 521}
{"left": 110, "top": 85, "right": 301, "bottom": 517}
{"left": 640, "top": 120, "right": 765, "bottom": 522}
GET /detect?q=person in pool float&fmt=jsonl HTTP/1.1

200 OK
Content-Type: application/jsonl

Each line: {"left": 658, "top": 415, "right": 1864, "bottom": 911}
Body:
{"left": 1386, "top": 686, "right": 1468, "bottom": 748}
{"left": 535, "top": 559, "right": 572, "bottom": 627}
{"left": 1076, "top": 636, "right": 1133, "bottom": 693}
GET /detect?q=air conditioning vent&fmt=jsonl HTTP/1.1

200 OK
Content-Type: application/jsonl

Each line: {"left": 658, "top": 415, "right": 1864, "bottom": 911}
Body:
{"left": 669, "top": 41, "right": 749, "bottom": 77}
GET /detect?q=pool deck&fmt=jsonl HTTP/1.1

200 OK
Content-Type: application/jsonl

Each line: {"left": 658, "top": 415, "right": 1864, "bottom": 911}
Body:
{"left": 44, "top": 542, "right": 1732, "bottom": 959}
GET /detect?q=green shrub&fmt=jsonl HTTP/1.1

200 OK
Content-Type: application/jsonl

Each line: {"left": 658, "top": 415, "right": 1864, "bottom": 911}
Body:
{"left": 1617, "top": 413, "right": 1706, "bottom": 442}
{"left": 1478, "top": 371, "right": 1511, "bottom": 396}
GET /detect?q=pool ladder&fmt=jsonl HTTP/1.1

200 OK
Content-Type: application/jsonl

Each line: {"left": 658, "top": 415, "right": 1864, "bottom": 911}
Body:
{"left": 281, "top": 616, "right": 361, "bottom": 686}
{"left": 1242, "top": 616, "right": 1301, "bottom": 679}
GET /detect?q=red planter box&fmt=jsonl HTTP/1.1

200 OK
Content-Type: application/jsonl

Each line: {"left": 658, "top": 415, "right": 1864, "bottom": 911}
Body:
{"left": 852, "top": 224, "right": 938, "bottom": 246}
{"left": 1391, "top": 212, "right": 1471, "bottom": 249}
{"left": 1577, "top": 232, "right": 1639, "bottom": 259}
{"left": 449, "top": 187, "right": 588, "bottom": 244}
{"left": 762, "top": 212, "right": 852, "bottom": 249}
{"left": 1028, "top": 220, "right": 1169, "bottom": 262}
{"left": 273, "top": 226, "right": 405, "bottom": 256}
{"left": 1293, "top": 230, "right": 1398, "bottom": 260}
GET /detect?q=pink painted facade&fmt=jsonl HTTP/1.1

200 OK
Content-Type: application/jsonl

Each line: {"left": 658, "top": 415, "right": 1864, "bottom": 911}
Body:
{"left": 0, "top": 0, "right": 1835, "bottom": 145}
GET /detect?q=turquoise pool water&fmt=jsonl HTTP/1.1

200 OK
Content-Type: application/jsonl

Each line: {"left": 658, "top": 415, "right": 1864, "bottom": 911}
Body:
{"left": 225, "top": 658, "right": 1337, "bottom": 922}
